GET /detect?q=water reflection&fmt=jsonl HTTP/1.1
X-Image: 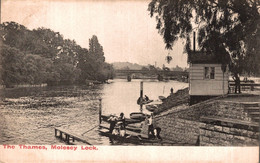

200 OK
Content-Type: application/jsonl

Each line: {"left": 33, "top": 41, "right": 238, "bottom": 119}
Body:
{"left": 0, "top": 79, "right": 188, "bottom": 145}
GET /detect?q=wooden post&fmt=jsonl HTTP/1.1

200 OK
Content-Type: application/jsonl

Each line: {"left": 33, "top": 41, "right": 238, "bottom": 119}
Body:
{"left": 140, "top": 82, "right": 143, "bottom": 112}
{"left": 193, "top": 31, "right": 196, "bottom": 52}
{"left": 60, "top": 131, "right": 62, "bottom": 139}
{"left": 99, "top": 99, "right": 102, "bottom": 124}
{"left": 67, "top": 135, "right": 70, "bottom": 144}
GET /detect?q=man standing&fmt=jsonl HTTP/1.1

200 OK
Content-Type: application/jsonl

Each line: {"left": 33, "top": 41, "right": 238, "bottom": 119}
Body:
{"left": 108, "top": 115, "right": 117, "bottom": 133}
{"left": 148, "top": 114, "right": 155, "bottom": 139}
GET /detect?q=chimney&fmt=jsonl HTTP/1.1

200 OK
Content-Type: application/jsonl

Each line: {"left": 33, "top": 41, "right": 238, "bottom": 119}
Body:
{"left": 193, "top": 31, "right": 195, "bottom": 52}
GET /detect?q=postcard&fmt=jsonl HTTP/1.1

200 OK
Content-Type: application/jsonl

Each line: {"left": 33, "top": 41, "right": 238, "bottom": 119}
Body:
{"left": 0, "top": 0, "right": 259, "bottom": 162}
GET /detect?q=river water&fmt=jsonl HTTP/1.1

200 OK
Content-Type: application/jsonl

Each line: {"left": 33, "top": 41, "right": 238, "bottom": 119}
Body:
{"left": 0, "top": 79, "right": 188, "bottom": 145}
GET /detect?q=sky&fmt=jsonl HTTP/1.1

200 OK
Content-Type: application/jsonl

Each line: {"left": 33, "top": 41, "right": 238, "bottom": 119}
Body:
{"left": 1, "top": 0, "right": 188, "bottom": 68}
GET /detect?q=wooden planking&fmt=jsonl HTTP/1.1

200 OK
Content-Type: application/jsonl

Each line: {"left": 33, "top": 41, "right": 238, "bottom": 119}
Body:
{"left": 190, "top": 76, "right": 204, "bottom": 80}
{"left": 190, "top": 66, "right": 229, "bottom": 80}
{"left": 190, "top": 64, "right": 229, "bottom": 73}
{"left": 191, "top": 63, "right": 222, "bottom": 67}
{"left": 229, "top": 83, "right": 260, "bottom": 86}
{"left": 190, "top": 70, "right": 228, "bottom": 75}
{"left": 190, "top": 80, "right": 229, "bottom": 84}
{"left": 190, "top": 68, "right": 224, "bottom": 74}
{"left": 191, "top": 81, "right": 228, "bottom": 90}
{"left": 190, "top": 75, "right": 229, "bottom": 80}
{"left": 190, "top": 72, "right": 229, "bottom": 77}
{"left": 190, "top": 80, "right": 229, "bottom": 85}
{"left": 191, "top": 64, "right": 229, "bottom": 70}
{"left": 190, "top": 72, "right": 229, "bottom": 76}
{"left": 55, "top": 127, "right": 97, "bottom": 145}
{"left": 190, "top": 79, "right": 228, "bottom": 95}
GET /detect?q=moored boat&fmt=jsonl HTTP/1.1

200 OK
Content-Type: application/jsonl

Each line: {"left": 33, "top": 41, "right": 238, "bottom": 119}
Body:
{"left": 142, "top": 100, "right": 153, "bottom": 104}
{"left": 129, "top": 112, "right": 147, "bottom": 121}
{"left": 137, "top": 98, "right": 154, "bottom": 105}
{"left": 158, "top": 96, "right": 166, "bottom": 101}
{"left": 99, "top": 129, "right": 162, "bottom": 144}
{"left": 146, "top": 105, "right": 158, "bottom": 112}
{"left": 145, "top": 100, "right": 162, "bottom": 112}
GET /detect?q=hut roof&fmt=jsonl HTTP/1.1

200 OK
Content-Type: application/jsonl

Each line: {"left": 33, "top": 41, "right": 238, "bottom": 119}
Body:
{"left": 188, "top": 51, "right": 224, "bottom": 64}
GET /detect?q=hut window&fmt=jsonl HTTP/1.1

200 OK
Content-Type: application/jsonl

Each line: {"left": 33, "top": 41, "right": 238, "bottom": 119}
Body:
{"left": 210, "top": 67, "right": 215, "bottom": 79}
{"left": 204, "top": 67, "right": 215, "bottom": 79}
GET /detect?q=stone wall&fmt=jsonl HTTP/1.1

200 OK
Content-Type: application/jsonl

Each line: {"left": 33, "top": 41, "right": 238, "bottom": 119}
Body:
{"left": 177, "top": 100, "right": 252, "bottom": 122}
{"left": 154, "top": 97, "right": 259, "bottom": 146}
{"left": 154, "top": 115, "right": 205, "bottom": 145}
{"left": 200, "top": 123, "right": 259, "bottom": 146}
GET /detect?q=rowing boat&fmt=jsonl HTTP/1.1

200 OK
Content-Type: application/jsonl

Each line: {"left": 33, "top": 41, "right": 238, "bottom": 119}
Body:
{"left": 145, "top": 105, "right": 158, "bottom": 112}
{"left": 101, "top": 115, "right": 143, "bottom": 124}
{"left": 98, "top": 120, "right": 176, "bottom": 145}
{"left": 145, "top": 101, "right": 162, "bottom": 112}
{"left": 158, "top": 96, "right": 166, "bottom": 101}
{"left": 129, "top": 112, "right": 147, "bottom": 121}
{"left": 137, "top": 98, "right": 154, "bottom": 105}
{"left": 99, "top": 128, "right": 162, "bottom": 144}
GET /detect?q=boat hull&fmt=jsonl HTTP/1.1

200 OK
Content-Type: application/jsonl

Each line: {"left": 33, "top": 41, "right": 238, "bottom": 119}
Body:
{"left": 146, "top": 105, "right": 158, "bottom": 112}
{"left": 129, "top": 112, "right": 146, "bottom": 121}
{"left": 99, "top": 130, "right": 161, "bottom": 144}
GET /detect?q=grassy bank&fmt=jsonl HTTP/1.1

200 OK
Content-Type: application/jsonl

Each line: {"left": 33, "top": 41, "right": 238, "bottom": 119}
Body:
{"left": 154, "top": 87, "right": 189, "bottom": 115}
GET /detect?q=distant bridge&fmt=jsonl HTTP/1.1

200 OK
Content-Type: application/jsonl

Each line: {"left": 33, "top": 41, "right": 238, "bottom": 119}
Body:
{"left": 115, "top": 69, "right": 188, "bottom": 80}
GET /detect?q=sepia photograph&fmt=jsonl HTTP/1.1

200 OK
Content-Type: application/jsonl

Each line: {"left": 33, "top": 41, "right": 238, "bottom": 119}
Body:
{"left": 0, "top": 0, "right": 259, "bottom": 162}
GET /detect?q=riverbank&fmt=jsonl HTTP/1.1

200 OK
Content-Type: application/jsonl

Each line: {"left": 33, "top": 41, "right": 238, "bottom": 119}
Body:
{"left": 154, "top": 87, "right": 189, "bottom": 115}
{"left": 154, "top": 92, "right": 260, "bottom": 146}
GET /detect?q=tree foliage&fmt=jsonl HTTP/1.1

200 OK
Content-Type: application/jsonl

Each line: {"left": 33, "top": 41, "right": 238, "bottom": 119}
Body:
{"left": 148, "top": 0, "right": 260, "bottom": 76}
{"left": 0, "top": 44, "right": 25, "bottom": 87}
{"left": 0, "top": 22, "right": 114, "bottom": 87}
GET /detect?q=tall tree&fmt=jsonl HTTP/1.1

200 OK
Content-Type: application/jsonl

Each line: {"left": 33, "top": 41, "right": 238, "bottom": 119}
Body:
{"left": 88, "top": 35, "right": 108, "bottom": 81}
{"left": 148, "top": 0, "right": 260, "bottom": 86}
{"left": 89, "top": 35, "right": 105, "bottom": 63}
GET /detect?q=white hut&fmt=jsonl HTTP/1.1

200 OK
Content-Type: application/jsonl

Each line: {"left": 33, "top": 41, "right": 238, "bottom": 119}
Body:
{"left": 188, "top": 52, "right": 229, "bottom": 105}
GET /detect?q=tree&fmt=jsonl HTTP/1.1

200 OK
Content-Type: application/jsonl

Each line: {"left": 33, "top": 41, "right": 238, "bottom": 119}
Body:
{"left": 0, "top": 22, "right": 27, "bottom": 48}
{"left": 148, "top": 64, "right": 157, "bottom": 71}
{"left": 89, "top": 35, "right": 105, "bottom": 63}
{"left": 0, "top": 45, "right": 25, "bottom": 87}
{"left": 0, "top": 22, "right": 114, "bottom": 86}
{"left": 87, "top": 35, "right": 113, "bottom": 82}
{"left": 32, "top": 28, "right": 64, "bottom": 58}
{"left": 122, "top": 66, "right": 130, "bottom": 70}
{"left": 172, "top": 65, "right": 184, "bottom": 71}
{"left": 149, "top": 0, "right": 260, "bottom": 90}
{"left": 141, "top": 66, "right": 149, "bottom": 71}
